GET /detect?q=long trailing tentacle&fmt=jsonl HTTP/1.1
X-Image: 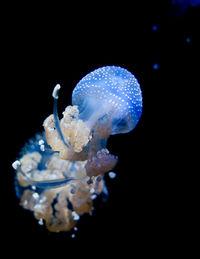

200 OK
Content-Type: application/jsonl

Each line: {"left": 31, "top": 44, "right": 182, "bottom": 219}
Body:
{"left": 12, "top": 160, "right": 86, "bottom": 189}
{"left": 52, "top": 84, "right": 71, "bottom": 149}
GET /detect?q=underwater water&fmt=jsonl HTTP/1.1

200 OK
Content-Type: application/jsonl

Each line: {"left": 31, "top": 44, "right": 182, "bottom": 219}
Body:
{"left": 3, "top": 1, "right": 198, "bottom": 251}
{"left": 169, "top": 0, "right": 200, "bottom": 18}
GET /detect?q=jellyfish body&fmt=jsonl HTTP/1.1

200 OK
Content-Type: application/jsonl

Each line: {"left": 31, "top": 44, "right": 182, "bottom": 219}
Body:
{"left": 13, "top": 66, "right": 143, "bottom": 232}
{"left": 72, "top": 66, "right": 142, "bottom": 135}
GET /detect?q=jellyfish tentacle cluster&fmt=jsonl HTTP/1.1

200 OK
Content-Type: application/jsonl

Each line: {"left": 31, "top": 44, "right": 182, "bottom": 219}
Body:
{"left": 12, "top": 66, "right": 143, "bottom": 232}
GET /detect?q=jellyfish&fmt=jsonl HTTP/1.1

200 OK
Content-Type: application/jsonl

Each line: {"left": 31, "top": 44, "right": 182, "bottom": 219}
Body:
{"left": 12, "top": 66, "right": 143, "bottom": 232}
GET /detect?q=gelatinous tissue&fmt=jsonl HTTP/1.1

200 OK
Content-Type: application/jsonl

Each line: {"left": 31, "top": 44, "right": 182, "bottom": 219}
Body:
{"left": 12, "top": 66, "right": 143, "bottom": 232}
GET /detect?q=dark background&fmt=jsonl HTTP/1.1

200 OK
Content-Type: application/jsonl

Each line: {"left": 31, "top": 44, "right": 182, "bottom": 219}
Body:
{"left": 2, "top": 0, "right": 199, "bottom": 255}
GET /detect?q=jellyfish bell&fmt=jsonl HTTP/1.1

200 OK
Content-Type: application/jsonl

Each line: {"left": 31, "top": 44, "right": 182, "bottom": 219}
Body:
{"left": 72, "top": 66, "right": 143, "bottom": 136}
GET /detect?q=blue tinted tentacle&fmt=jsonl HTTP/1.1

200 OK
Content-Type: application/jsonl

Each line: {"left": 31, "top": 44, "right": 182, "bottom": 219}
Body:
{"left": 52, "top": 84, "right": 71, "bottom": 149}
